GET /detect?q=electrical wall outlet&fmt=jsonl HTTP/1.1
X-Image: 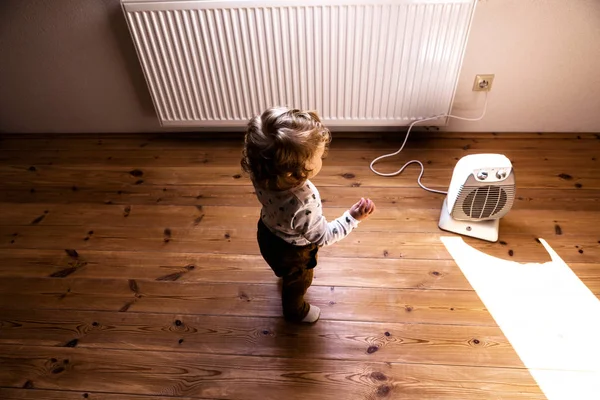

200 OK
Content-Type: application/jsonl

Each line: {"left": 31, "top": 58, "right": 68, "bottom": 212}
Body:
{"left": 473, "top": 74, "right": 494, "bottom": 91}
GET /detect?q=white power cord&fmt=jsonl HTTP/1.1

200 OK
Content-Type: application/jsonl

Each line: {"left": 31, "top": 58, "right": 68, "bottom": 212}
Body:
{"left": 370, "top": 93, "right": 489, "bottom": 195}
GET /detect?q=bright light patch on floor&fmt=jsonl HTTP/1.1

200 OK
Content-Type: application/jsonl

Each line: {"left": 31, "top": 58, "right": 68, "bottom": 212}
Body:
{"left": 441, "top": 237, "right": 600, "bottom": 400}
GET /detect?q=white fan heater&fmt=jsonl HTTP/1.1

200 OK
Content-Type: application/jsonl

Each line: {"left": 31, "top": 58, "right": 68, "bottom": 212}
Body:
{"left": 439, "top": 154, "right": 515, "bottom": 242}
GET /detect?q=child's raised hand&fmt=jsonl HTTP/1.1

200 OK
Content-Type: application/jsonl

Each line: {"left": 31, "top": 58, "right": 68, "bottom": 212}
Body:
{"left": 350, "top": 198, "right": 376, "bottom": 221}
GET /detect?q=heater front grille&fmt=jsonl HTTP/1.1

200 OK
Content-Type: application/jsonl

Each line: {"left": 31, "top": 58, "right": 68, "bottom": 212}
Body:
{"left": 452, "top": 183, "right": 515, "bottom": 221}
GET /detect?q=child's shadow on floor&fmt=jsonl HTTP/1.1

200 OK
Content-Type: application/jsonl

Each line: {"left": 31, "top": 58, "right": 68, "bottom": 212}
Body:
{"left": 265, "top": 279, "right": 328, "bottom": 359}
{"left": 269, "top": 316, "right": 328, "bottom": 360}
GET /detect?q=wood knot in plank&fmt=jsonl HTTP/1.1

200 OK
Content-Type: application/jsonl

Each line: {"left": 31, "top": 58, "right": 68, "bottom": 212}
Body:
{"left": 65, "top": 249, "right": 79, "bottom": 258}
{"left": 376, "top": 384, "right": 391, "bottom": 397}
{"left": 50, "top": 267, "right": 78, "bottom": 278}
{"left": 558, "top": 173, "right": 573, "bottom": 180}
{"left": 128, "top": 279, "right": 139, "bottom": 294}
{"left": 164, "top": 228, "right": 172, "bottom": 242}
{"left": 31, "top": 214, "right": 46, "bottom": 225}
{"left": 371, "top": 372, "right": 387, "bottom": 381}
{"left": 238, "top": 292, "right": 251, "bottom": 302}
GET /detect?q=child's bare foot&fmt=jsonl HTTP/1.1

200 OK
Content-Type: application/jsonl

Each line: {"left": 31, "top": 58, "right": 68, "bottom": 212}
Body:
{"left": 302, "top": 305, "right": 321, "bottom": 323}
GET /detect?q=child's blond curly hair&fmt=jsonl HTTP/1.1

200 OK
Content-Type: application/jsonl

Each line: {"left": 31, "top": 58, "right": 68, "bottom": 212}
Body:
{"left": 241, "top": 107, "right": 331, "bottom": 191}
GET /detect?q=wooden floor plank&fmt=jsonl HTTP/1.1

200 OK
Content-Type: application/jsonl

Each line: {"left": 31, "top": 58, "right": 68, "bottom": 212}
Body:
{"left": 0, "top": 249, "right": 469, "bottom": 290}
{"left": 2, "top": 225, "right": 597, "bottom": 264}
{"left": 0, "top": 345, "right": 545, "bottom": 400}
{"left": 0, "top": 145, "right": 597, "bottom": 171}
{"left": 8, "top": 255, "right": 600, "bottom": 297}
{"left": 0, "top": 388, "right": 206, "bottom": 400}
{"left": 0, "top": 277, "right": 495, "bottom": 326}
{"left": 1, "top": 132, "right": 598, "bottom": 151}
{"left": 0, "top": 309, "right": 523, "bottom": 369}
{"left": 0, "top": 248, "right": 597, "bottom": 293}
{"left": 1, "top": 204, "right": 598, "bottom": 239}
{"left": 0, "top": 388, "right": 208, "bottom": 400}
{"left": 1, "top": 185, "right": 599, "bottom": 212}
{"left": 1, "top": 163, "right": 598, "bottom": 189}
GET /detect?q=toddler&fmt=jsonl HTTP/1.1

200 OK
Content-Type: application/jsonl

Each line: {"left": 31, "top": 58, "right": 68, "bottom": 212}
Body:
{"left": 241, "top": 107, "right": 375, "bottom": 323}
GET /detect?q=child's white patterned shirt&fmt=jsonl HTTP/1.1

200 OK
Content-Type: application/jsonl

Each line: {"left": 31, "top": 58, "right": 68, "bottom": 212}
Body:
{"left": 254, "top": 179, "right": 359, "bottom": 246}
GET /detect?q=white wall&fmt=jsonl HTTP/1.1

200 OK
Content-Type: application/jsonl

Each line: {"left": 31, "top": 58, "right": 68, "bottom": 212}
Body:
{"left": 0, "top": 0, "right": 599, "bottom": 133}
{"left": 447, "top": 0, "right": 600, "bottom": 132}
{"left": 0, "top": 0, "right": 159, "bottom": 133}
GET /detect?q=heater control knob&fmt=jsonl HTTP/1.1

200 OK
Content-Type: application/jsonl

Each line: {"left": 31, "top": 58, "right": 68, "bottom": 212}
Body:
{"left": 477, "top": 171, "right": 488, "bottom": 180}
{"left": 496, "top": 170, "right": 507, "bottom": 179}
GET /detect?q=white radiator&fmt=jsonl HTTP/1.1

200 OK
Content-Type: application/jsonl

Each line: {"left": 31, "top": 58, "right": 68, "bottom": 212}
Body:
{"left": 122, "top": 0, "right": 477, "bottom": 127}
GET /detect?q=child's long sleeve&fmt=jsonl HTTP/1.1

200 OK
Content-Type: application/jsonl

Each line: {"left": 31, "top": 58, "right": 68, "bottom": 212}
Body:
{"left": 254, "top": 179, "right": 359, "bottom": 246}
{"left": 293, "top": 207, "right": 359, "bottom": 246}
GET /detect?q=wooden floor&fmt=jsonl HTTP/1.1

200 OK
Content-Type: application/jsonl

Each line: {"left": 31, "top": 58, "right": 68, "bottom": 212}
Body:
{"left": 0, "top": 132, "right": 598, "bottom": 400}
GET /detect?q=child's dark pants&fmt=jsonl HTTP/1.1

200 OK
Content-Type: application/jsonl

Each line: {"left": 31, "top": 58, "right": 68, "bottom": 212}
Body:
{"left": 257, "top": 219, "right": 319, "bottom": 321}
